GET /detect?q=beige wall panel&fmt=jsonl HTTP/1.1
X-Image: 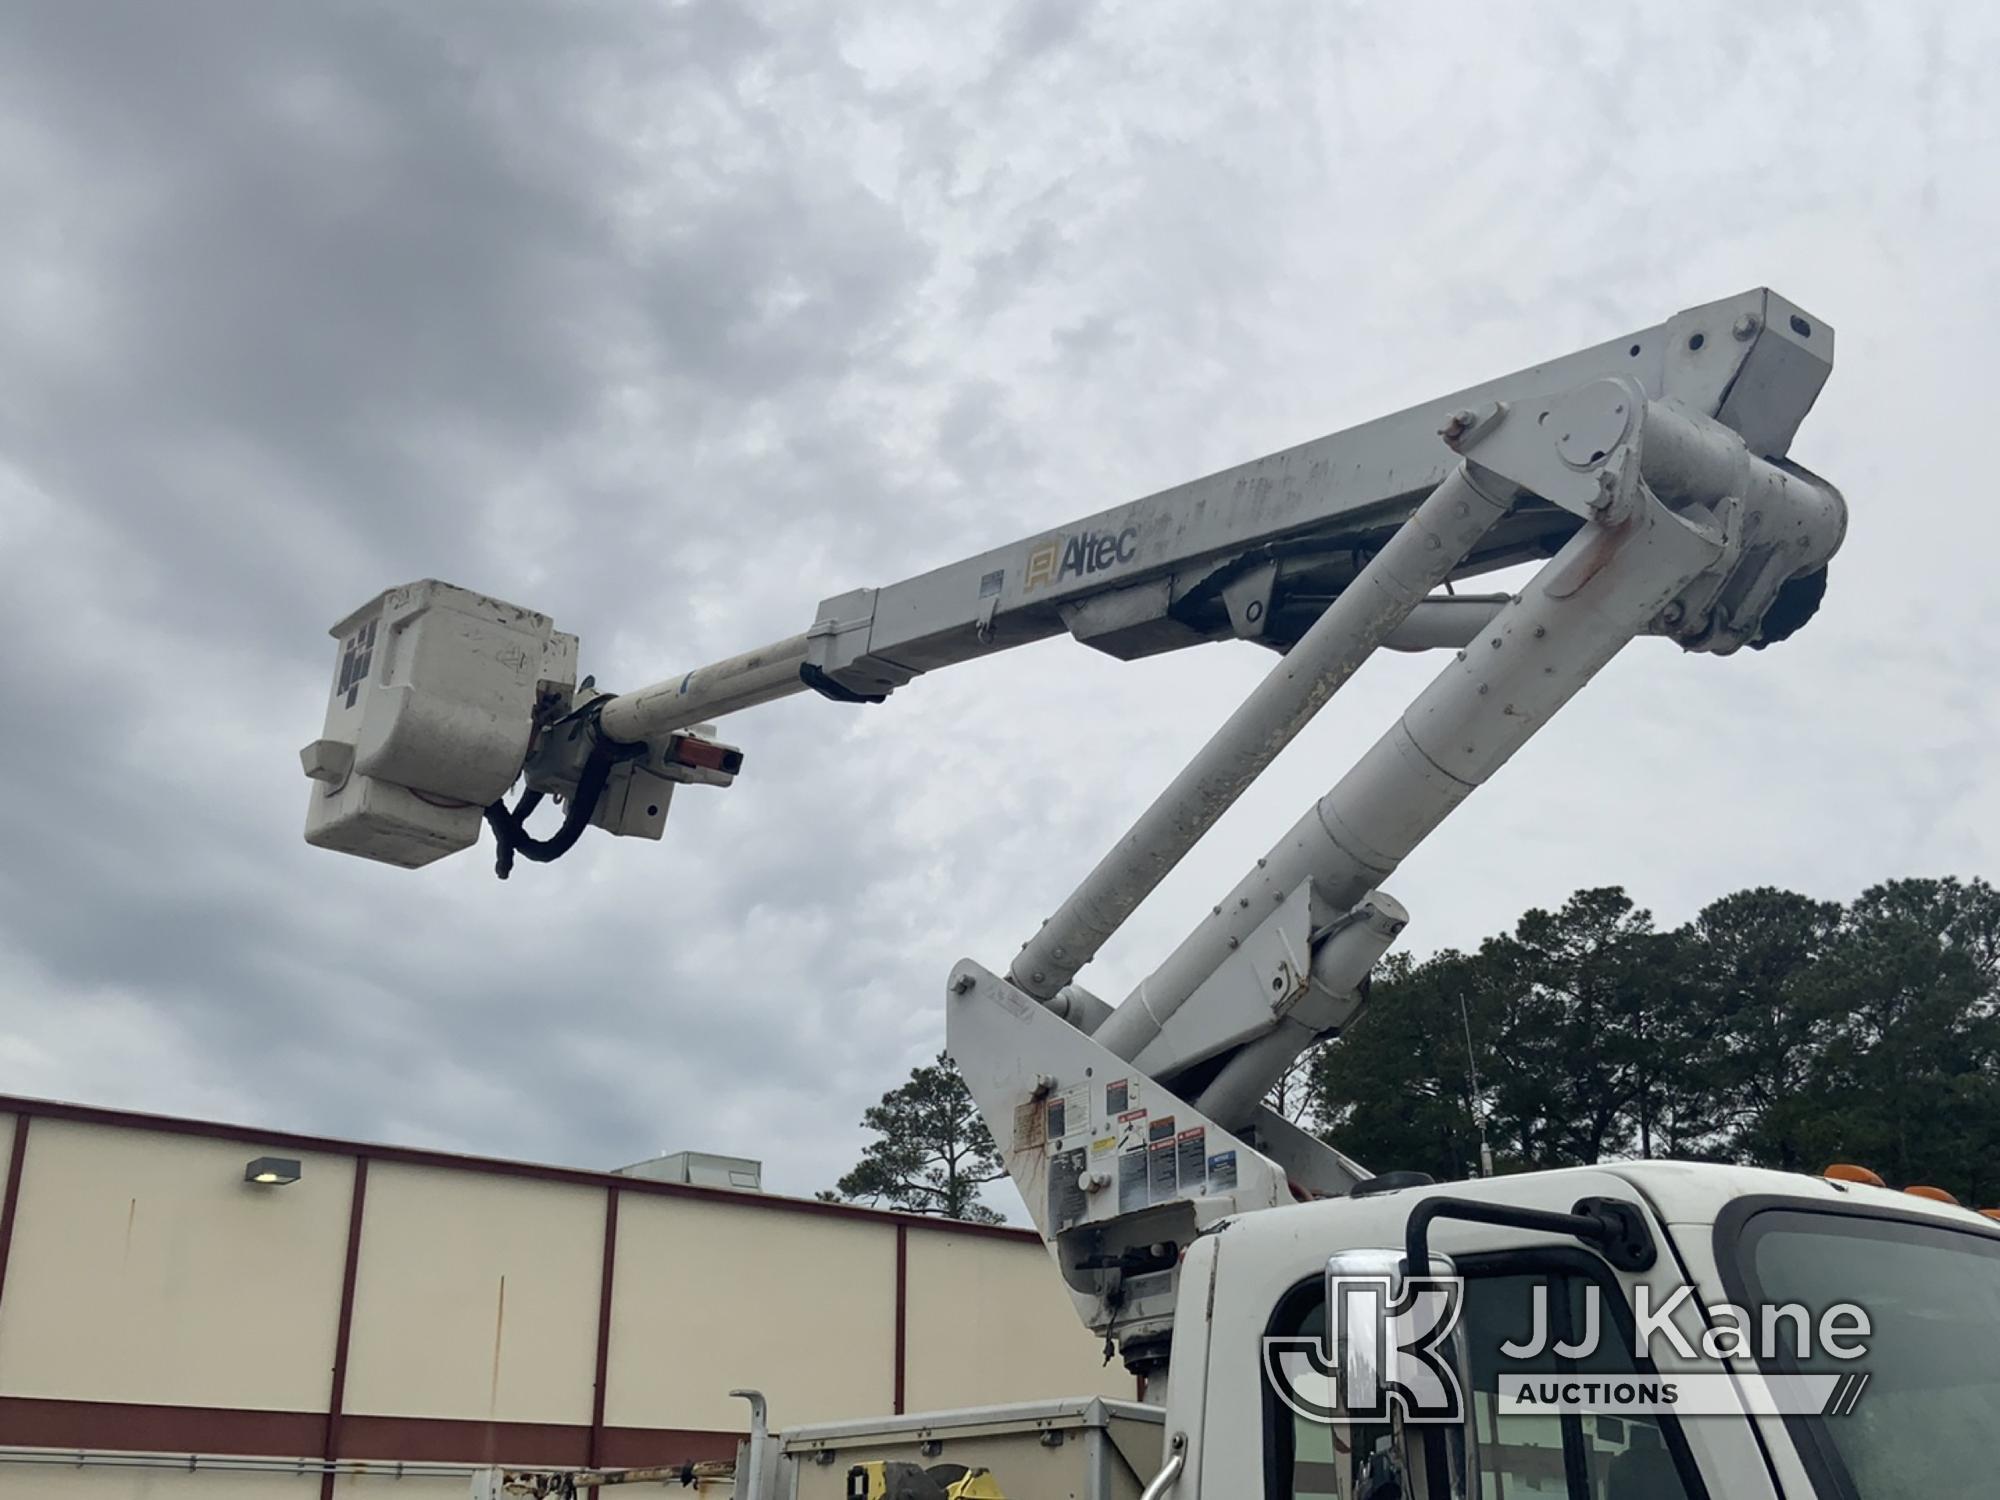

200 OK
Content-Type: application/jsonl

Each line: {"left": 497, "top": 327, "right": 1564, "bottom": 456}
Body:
{"left": 342, "top": 1165, "right": 605, "bottom": 1425}
{"left": 333, "top": 1475, "right": 471, "bottom": 1500}
{"left": 606, "top": 1195, "right": 896, "bottom": 1432}
{"left": 0, "top": 1120, "right": 353, "bottom": 1410}
{"left": 903, "top": 1231, "right": 1132, "bottom": 1410}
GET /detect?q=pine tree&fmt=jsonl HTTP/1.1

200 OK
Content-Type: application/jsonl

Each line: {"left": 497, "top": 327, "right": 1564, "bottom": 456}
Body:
{"left": 831, "top": 1053, "right": 1007, "bottom": 1223}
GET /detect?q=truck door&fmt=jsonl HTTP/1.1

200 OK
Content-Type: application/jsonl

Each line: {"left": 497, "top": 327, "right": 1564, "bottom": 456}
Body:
{"left": 1266, "top": 1250, "right": 1714, "bottom": 1500}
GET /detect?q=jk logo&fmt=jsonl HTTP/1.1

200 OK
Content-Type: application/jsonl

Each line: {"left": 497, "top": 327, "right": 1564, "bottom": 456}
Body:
{"left": 1263, "top": 1275, "right": 1467, "bottom": 1425}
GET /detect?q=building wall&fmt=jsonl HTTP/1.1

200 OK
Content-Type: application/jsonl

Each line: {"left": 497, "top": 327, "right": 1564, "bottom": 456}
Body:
{"left": 0, "top": 1098, "right": 1128, "bottom": 1493}
{"left": 343, "top": 1164, "right": 606, "bottom": 1427}
{"left": 904, "top": 1227, "right": 1110, "bottom": 1412}
{"left": 0, "top": 1120, "right": 355, "bottom": 1412}
{"left": 606, "top": 1192, "right": 901, "bottom": 1433}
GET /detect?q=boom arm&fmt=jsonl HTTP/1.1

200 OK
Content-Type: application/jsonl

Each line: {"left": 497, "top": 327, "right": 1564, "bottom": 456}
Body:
{"left": 299, "top": 288, "right": 1847, "bottom": 1376}
{"left": 593, "top": 287, "right": 1834, "bottom": 742}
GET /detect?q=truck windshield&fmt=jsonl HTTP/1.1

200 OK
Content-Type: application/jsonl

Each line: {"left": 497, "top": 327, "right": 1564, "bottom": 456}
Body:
{"left": 1731, "top": 1207, "right": 2000, "bottom": 1498}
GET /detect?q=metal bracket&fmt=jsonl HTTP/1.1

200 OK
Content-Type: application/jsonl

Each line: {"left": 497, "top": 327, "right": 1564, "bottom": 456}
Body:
{"left": 1445, "top": 376, "right": 1647, "bottom": 524}
{"left": 1219, "top": 561, "right": 1278, "bottom": 641}
{"left": 798, "top": 661, "right": 887, "bottom": 705}
{"left": 804, "top": 588, "right": 918, "bottom": 701}
{"left": 1129, "top": 883, "right": 1322, "bottom": 1079}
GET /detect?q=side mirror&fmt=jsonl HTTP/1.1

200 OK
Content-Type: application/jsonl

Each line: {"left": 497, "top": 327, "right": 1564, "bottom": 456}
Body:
{"left": 1320, "top": 1248, "right": 1480, "bottom": 1500}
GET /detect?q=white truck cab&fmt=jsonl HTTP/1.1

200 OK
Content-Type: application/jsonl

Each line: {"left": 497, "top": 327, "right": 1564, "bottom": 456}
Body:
{"left": 1179, "top": 1163, "right": 2000, "bottom": 1500}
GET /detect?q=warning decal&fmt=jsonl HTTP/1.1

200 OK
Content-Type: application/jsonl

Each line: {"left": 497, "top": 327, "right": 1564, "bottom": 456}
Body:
{"left": 1013, "top": 1100, "right": 1045, "bottom": 1152}
{"left": 1118, "top": 1149, "right": 1149, "bottom": 1214}
{"left": 1049, "top": 1146, "right": 1088, "bottom": 1230}
{"left": 1040, "top": 1083, "right": 1092, "bottom": 1149}
{"left": 1176, "top": 1127, "right": 1207, "bottom": 1194}
{"left": 1148, "top": 1134, "right": 1177, "bottom": 1202}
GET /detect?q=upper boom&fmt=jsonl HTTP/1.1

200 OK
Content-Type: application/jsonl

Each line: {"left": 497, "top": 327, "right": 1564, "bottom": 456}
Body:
{"left": 598, "top": 288, "right": 1837, "bottom": 739}
{"left": 300, "top": 287, "right": 1834, "bottom": 873}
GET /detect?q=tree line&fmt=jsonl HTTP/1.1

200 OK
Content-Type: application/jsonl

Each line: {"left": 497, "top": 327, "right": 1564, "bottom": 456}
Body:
{"left": 1312, "top": 878, "right": 2000, "bottom": 1206}
{"left": 828, "top": 877, "right": 2000, "bottom": 1217}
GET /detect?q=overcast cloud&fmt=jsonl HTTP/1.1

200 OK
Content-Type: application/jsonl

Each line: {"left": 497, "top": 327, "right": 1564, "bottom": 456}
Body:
{"left": 2, "top": 1, "right": 1996, "bottom": 1206}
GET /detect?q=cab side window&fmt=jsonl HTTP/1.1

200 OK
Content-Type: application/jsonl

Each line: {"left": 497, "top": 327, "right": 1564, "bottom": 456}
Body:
{"left": 1460, "top": 1270, "right": 1697, "bottom": 1499}
{"left": 1270, "top": 1263, "right": 1705, "bottom": 1500}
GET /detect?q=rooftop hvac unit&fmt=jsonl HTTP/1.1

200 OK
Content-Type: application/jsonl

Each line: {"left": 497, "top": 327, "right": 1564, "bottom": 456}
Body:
{"left": 615, "top": 1151, "right": 763, "bottom": 1192}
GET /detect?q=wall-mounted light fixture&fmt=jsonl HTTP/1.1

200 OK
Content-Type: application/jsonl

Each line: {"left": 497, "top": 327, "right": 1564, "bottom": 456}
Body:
{"left": 244, "top": 1156, "right": 302, "bottom": 1186}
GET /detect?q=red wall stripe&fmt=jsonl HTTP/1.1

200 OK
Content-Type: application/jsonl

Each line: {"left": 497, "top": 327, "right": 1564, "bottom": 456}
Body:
{"left": 0, "top": 1396, "right": 325, "bottom": 1456}
{"left": 588, "top": 1186, "right": 620, "bottom": 1465}
{"left": 0, "top": 1115, "right": 30, "bottom": 1329}
{"left": 0, "top": 1396, "right": 738, "bottom": 1468}
{"left": 319, "top": 1156, "right": 370, "bottom": 1500}
{"left": 893, "top": 1222, "right": 909, "bottom": 1415}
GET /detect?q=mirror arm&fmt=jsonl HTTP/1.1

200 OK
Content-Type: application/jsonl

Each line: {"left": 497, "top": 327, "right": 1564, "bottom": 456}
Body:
{"left": 1403, "top": 1194, "right": 1658, "bottom": 1281}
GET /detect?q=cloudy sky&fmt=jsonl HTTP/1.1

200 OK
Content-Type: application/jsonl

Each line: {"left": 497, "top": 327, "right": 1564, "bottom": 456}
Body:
{"left": 2, "top": 1, "right": 1995, "bottom": 1205}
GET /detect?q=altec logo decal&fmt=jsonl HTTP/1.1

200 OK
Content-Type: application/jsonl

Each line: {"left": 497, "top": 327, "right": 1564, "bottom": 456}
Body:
{"left": 1024, "top": 525, "right": 1140, "bottom": 592}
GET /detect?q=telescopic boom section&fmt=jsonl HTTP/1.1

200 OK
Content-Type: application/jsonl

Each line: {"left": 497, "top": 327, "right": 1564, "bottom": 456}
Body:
{"left": 518, "top": 287, "right": 1837, "bottom": 746}
{"left": 597, "top": 634, "right": 811, "bottom": 743}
